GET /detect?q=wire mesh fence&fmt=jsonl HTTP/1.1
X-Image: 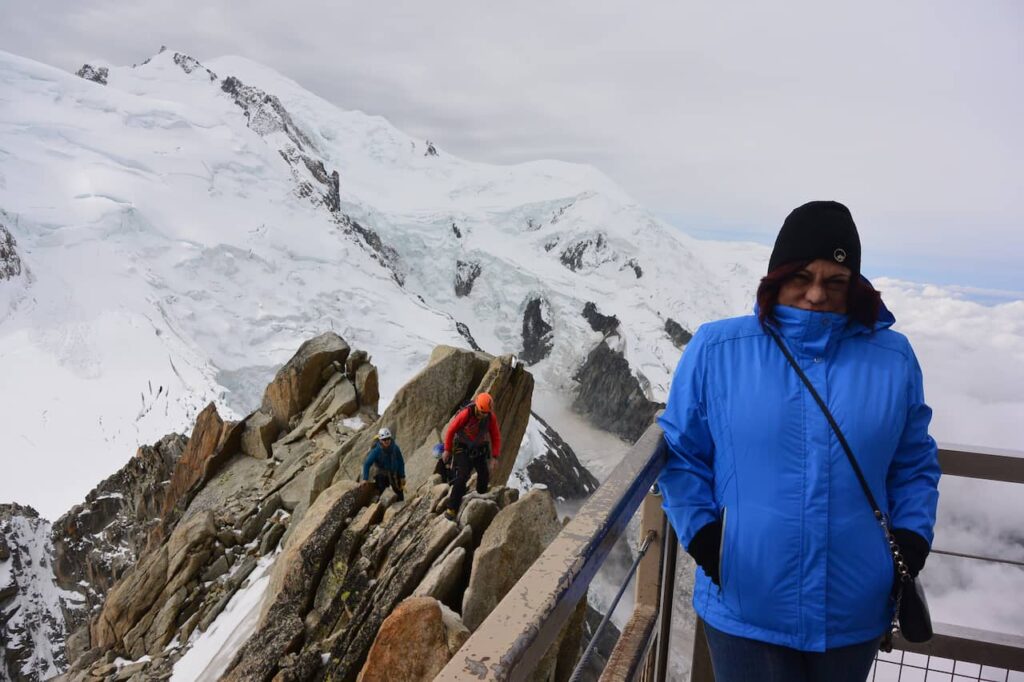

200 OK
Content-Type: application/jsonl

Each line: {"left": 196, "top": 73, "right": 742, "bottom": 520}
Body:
{"left": 871, "top": 648, "right": 1024, "bottom": 682}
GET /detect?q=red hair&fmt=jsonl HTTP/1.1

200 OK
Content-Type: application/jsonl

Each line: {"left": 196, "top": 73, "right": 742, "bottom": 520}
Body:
{"left": 757, "top": 261, "right": 882, "bottom": 329}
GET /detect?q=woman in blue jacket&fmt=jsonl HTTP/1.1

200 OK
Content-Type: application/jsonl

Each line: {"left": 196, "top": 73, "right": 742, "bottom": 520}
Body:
{"left": 658, "top": 201, "right": 940, "bottom": 682}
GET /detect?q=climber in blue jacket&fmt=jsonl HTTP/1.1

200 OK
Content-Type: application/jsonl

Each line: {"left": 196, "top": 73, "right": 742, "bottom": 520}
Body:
{"left": 658, "top": 201, "right": 940, "bottom": 682}
{"left": 362, "top": 427, "right": 406, "bottom": 502}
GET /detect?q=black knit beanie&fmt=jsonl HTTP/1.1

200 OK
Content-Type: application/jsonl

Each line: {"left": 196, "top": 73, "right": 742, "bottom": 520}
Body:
{"left": 768, "top": 201, "right": 861, "bottom": 276}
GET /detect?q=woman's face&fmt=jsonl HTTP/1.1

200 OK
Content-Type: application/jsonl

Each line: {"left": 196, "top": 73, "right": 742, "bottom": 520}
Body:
{"left": 777, "top": 259, "right": 852, "bottom": 313}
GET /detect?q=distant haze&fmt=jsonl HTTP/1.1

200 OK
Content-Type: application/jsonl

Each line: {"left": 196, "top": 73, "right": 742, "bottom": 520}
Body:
{"left": 1, "top": 0, "right": 1021, "bottom": 293}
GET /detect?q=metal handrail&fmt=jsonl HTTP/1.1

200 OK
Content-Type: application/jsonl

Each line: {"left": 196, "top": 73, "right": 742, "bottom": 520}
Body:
{"left": 436, "top": 424, "right": 668, "bottom": 680}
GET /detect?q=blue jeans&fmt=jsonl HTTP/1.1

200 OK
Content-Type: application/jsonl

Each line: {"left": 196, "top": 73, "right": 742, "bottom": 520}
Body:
{"left": 703, "top": 623, "right": 880, "bottom": 682}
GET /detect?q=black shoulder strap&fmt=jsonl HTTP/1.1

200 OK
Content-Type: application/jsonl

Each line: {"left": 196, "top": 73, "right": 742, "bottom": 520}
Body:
{"left": 765, "top": 326, "right": 882, "bottom": 516}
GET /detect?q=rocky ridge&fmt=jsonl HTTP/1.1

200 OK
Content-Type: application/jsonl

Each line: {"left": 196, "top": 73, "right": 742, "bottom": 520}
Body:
{"left": 37, "top": 333, "right": 590, "bottom": 682}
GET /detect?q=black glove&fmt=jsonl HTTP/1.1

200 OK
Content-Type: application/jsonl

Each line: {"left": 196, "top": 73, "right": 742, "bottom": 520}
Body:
{"left": 687, "top": 519, "right": 723, "bottom": 586}
{"left": 891, "top": 528, "right": 930, "bottom": 578}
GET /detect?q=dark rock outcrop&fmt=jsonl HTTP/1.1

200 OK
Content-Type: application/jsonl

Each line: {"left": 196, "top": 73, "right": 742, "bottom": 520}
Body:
{"left": 424, "top": 140, "right": 438, "bottom": 157}
{"left": 573, "top": 341, "right": 664, "bottom": 443}
{"left": 456, "top": 322, "right": 482, "bottom": 351}
{"left": 342, "top": 216, "right": 405, "bottom": 286}
{"left": 559, "top": 233, "right": 611, "bottom": 272}
{"left": 1, "top": 224, "right": 22, "bottom": 280}
{"left": 525, "top": 412, "right": 600, "bottom": 499}
{"left": 221, "top": 75, "right": 314, "bottom": 152}
{"left": 665, "top": 318, "right": 693, "bottom": 349}
{"left": 454, "top": 260, "right": 481, "bottom": 297}
{"left": 582, "top": 302, "right": 619, "bottom": 335}
{"left": 172, "top": 52, "right": 217, "bottom": 81}
{"left": 74, "top": 64, "right": 108, "bottom": 85}
{"left": 624, "top": 258, "right": 643, "bottom": 278}
{"left": 520, "top": 298, "right": 553, "bottom": 365}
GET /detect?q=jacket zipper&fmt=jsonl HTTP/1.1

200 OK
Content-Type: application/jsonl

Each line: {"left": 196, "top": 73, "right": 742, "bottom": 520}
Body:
{"left": 718, "top": 507, "right": 727, "bottom": 593}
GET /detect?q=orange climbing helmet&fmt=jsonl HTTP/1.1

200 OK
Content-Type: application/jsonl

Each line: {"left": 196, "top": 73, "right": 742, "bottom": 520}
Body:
{"left": 474, "top": 392, "right": 493, "bottom": 413}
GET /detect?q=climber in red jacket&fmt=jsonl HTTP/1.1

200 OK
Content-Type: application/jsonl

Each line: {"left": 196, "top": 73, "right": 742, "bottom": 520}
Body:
{"left": 442, "top": 392, "right": 501, "bottom": 521}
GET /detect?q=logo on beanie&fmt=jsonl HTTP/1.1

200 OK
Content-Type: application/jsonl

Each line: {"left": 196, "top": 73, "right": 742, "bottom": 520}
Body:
{"left": 833, "top": 248, "right": 847, "bottom": 263}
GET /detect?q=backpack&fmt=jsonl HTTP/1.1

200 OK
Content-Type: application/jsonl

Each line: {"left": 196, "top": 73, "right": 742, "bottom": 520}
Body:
{"left": 444, "top": 400, "right": 492, "bottom": 449}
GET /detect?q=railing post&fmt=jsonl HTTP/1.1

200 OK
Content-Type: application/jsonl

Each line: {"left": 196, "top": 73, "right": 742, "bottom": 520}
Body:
{"left": 653, "top": 520, "right": 677, "bottom": 681}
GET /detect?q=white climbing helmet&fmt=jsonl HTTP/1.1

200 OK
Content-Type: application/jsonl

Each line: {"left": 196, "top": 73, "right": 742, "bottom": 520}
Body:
{"left": 378, "top": 427, "right": 393, "bottom": 441}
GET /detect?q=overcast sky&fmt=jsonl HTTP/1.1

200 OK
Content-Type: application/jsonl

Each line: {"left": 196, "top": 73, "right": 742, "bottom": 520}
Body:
{"left": 3, "top": 0, "right": 1022, "bottom": 293}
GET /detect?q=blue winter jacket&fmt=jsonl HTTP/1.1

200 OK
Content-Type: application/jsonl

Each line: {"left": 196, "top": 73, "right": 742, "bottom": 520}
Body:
{"left": 362, "top": 442, "right": 405, "bottom": 481}
{"left": 657, "top": 304, "right": 940, "bottom": 651}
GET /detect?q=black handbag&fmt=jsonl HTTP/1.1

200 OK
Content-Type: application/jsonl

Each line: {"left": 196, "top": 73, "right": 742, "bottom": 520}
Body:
{"left": 767, "top": 327, "right": 934, "bottom": 650}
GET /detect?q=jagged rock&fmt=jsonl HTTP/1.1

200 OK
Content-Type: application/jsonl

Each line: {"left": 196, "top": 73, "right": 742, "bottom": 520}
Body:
{"left": 454, "top": 260, "right": 482, "bottom": 297}
{"left": 153, "top": 404, "right": 231, "bottom": 542}
{"left": 525, "top": 412, "right": 600, "bottom": 499}
{"left": 461, "top": 489, "right": 561, "bottom": 631}
{"left": 412, "top": 545, "right": 466, "bottom": 604}
{"left": 75, "top": 64, "right": 108, "bottom": 85}
{"left": 357, "top": 597, "right": 467, "bottom": 682}
{"left": 559, "top": 233, "right": 612, "bottom": 272}
{"left": 582, "top": 301, "right": 619, "bottom": 335}
{"left": 172, "top": 52, "right": 217, "bottom": 81}
{"left": 261, "top": 332, "right": 351, "bottom": 433}
{"left": 341, "top": 215, "right": 405, "bottom": 286}
{"left": 92, "top": 510, "right": 215, "bottom": 652}
{"left": 345, "top": 349, "right": 368, "bottom": 375}
{"left": 458, "top": 498, "right": 499, "bottom": 547}
{"left": 221, "top": 75, "right": 314, "bottom": 151}
{"left": 665, "top": 317, "right": 693, "bottom": 349}
{"left": 242, "top": 410, "right": 276, "bottom": 459}
{"left": 308, "top": 453, "right": 340, "bottom": 506}
{"left": 573, "top": 340, "right": 664, "bottom": 443}
{"left": 424, "top": 140, "right": 438, "bottom": 157}
{"left": 281, "top": 373, "right": 358, "bottom": 443}
{"left": 238, "top": 494, "right": 282, "bottom": 545}
{"left": 1, "top": 224, "right": 23, "bottom": 280}
{"left": 201, "top": 555, "right": 230, "bottom": 582}
{"left": 260, "top": 522, "right": 286, "bottom": 555}
{"left": 322, "top": 510, "right": 460, "bottom": 680}
{"left": 355, "top": 363, "right": 379, "bottom": 412}
{"left": 52, "top": 433, "right": 187, "bottom": 635}
{"left": 222, "top": 481, "right": 373, "bottom": 681}
{"left": 520, "top": 297, "right": 554, "bottom": 364}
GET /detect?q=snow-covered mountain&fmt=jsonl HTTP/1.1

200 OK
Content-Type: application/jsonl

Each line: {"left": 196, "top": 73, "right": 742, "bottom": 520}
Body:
{"left": 0, "top": 47, "right": 764, "bottom": 521}
{"left": 0, "top": 504, "right": 84, "bottom": 680}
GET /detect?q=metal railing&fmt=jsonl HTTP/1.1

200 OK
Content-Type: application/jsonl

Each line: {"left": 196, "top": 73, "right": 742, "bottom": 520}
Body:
{"left": 439, "top": 430, "right": 1024, "bottom": 681}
